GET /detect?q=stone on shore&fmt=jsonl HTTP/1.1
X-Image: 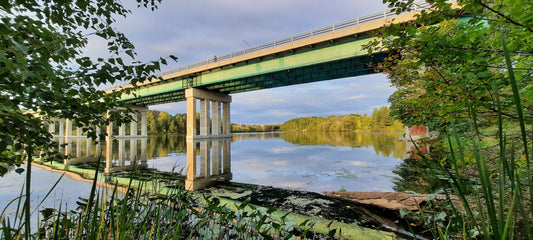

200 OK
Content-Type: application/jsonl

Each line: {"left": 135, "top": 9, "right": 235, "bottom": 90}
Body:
{"left": 324, "top": 191, "right": 454, "bottom": 211}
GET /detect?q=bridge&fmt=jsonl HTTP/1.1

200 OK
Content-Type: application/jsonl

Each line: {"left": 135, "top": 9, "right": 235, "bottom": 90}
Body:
{"left": 106, "top": 3, "right": 437, "bottom": 140}
{"left": 53, "top": 1, "right": 458, "bottom": 191}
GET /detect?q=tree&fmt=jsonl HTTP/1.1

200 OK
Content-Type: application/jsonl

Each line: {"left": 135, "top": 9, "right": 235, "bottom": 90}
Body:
{"left": 147, "top": 111, "right": 159, "bottom": 134}
{"left": 366, "top": 0, "right": 532, "bottom": 238}
{"left": 168, "top": 120, "right": 178, "bottom": 134}
{"left": 367, "top": 0, "right": 532, "bottom": 134}
{"left": 1, "top": 0, "right": 174, "bottom": 236}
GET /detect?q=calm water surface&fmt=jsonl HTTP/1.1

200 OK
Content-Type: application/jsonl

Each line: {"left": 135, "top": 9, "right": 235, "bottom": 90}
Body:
{"left": 0, "top": 164, "right": 94, "bottom": 227}
{"left": 1, "top": 132, "right": 407, "bottom": 217}
{"left": 132, "top": 131, "right": 407, "bottom": 192}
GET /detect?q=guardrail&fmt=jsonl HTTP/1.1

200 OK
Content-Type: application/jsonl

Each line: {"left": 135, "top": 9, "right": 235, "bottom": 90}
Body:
{"left": 107, "top": 1, "right": 433, "bottom": 91}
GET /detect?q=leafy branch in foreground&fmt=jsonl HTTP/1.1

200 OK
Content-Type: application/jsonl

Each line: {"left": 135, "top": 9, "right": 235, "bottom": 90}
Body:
{"left": 366, "top": 0, "right": 532, "bottom": 238}
{"left": 1, "top": 0, "right": 177, "bottom": 237}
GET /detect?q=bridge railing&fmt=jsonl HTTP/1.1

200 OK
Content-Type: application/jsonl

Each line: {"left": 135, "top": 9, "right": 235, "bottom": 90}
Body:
{"left": 106, "top": 1, "right": 433, "bottom": 91}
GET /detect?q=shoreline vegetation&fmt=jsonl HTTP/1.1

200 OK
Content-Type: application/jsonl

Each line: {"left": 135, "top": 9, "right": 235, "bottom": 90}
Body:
{"left": 146, "top": 105, "right": 404, "bottom": 135}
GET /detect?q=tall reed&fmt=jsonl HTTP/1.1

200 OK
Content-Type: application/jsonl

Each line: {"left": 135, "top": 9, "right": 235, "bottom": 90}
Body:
{"left": 420, "top": 34, "right": 532, "bottom": 239}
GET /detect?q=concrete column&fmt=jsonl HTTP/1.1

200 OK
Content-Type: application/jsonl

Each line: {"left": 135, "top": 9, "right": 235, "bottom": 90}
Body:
{"left": 49, "top": 121, "right": 55, "bottom": 135}
{"left": 76, "top": 138, "right": 82, "bottom": 157}
{"left": 86, "top": 138, "right": 92, "bottom": 157}
{"left": 105, "top": 111, "right": 113, "bottom": 173}
{"left": 200, "top": 99, "right": 210, "bottom": 136}
{"left": 58, "top": 137, "right": 64, "bottom": 156}
{"left": 105, "top": 138, "right": 112, "bottom": 173}
{"left": 186, "top": 94, "right": 197, "bottom": 138}
{"left": 96, "top": 126, "right": 101, "bottom": 141}
{"left": 140, "top": 138, "right": 147, "bottom": 161}
{"left": 118, "top": 138, "right": 125, "bottom": 165}
{"left": 65, "top": 119, "right": 72, "bottom": 137}
{"left": 212, "top": 140, "right": 221, "bottom": 175}
{"left": 186, "top": 141, "right": 196, "bottom": 182}
{"left": 130, "top": 112, "right": 138, "bottom": 136}
{"left": 59, "top": 120, "right": 65, "bottom": 137}
{"left": 223, "top": 102, "right": 231, "bottom": 135}
{"left": 130, "top": 139, "right": 138, "bottom": 161}
{"left": 106, "top": 121, "right": 113, "bottom": 138}
{"left": 141, "top": 110, "right": 148, "bottom": 136}
{"left": 95, "top": 141, "right": 101, "bottom": 157}
{"left": 212, "top": 101, "right": 221, "bottom": 135}
{"left": 199, "top": 141, "right": 210, "bottom": 177}
{"left": 64, "top": 138, "right": 72, "bottom": 157}
{"left": 223, "top": 140, "right": 231, "bottom": 174}
{"left": 119, "top": 123, "right": 125, "bottom": 137}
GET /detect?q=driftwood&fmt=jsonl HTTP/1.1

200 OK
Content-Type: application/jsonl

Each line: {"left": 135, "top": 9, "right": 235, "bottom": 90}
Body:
{"left": 324, "top": 191, "right": 457, "bottom": 211}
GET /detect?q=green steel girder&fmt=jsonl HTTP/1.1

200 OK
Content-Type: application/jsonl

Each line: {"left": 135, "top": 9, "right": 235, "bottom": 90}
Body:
{"left": 120, "top": 36, "right": 385, "bottom": 106}
{"left": 205, "top": 54, "right": 386, "bottom": 94}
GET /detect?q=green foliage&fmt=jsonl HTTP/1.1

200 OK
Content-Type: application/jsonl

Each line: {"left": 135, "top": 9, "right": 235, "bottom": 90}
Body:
{"left": 232, "top": 123, "right": 281, "bottom": 133}
{"left": 0, "top": 0, "right": 176, "bottom": 168}
{"left": 368, "top": 0, "right": 533, "bottom": 238}
{"left": 280, "top": 106, "right": 404, "bottom": 132}
{"left": 367, "top": 0, "right": 532, "bottom": 134}
{"left": 146, "top": 110, "right": 188, "bottom": 135}
{"left": 0, "top": 0, "right": 177, "bottom": 237}
{"left": 147, "top": 111, "right": 188, "bottom": 135}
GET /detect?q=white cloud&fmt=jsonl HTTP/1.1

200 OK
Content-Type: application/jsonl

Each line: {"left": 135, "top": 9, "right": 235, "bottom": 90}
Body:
{"left": 349, "top": 94, "right": 368, "bottom": 100}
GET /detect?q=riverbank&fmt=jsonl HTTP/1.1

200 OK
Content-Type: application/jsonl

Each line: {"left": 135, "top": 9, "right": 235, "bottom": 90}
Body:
{"left": 202, "top": 182, "right": 437, "bottom": 239}
{"left": 29, "top": 159, "right": 433, "bottom": 239}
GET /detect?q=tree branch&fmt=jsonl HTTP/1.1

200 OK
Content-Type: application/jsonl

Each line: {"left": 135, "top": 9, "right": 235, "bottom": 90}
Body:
{"left": 476, "top": 0, "right": 533, "bottom": 33}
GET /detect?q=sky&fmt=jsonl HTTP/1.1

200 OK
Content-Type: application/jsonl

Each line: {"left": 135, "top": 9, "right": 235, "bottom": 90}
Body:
{"left": 92, "top": 0, "right": 395, "bottom": 125}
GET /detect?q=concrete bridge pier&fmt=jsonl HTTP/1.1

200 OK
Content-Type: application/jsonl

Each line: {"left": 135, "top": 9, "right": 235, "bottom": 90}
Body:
{"left": 185, "top": 88, "right": 232, "bottom": 140}
{"left": 110, "top": 106, "right": 149, "bottom": 138}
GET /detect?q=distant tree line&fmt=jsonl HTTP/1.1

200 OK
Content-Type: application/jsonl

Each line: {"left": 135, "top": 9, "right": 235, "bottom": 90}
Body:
{"left": 231, "top": 124, "right": 281, "bottom": 133}
{"left": 146, "top": 111, "right": 188, "bottom": 135}
{"left": 145, "top": 111, "right": 281, "bottom": 134}
{"left": 146, "top": 106, "right": 403, "bottom": 135}
{"left": 280, "top": 106, "right": 404, "bottom": 132}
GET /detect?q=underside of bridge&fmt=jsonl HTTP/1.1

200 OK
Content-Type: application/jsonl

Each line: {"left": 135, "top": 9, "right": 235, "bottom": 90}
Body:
{"left": 120, "top": 35, "right": 387, "bottom": 106}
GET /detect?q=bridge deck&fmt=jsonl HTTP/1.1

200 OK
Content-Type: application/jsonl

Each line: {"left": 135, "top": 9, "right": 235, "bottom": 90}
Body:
{"left": 109, "top": 2, "right": 446, "bottom": 106}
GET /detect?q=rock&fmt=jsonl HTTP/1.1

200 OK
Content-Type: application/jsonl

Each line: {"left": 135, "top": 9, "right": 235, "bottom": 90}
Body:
{"left": 323, "top": 191, "right": 454, "bottom": 211}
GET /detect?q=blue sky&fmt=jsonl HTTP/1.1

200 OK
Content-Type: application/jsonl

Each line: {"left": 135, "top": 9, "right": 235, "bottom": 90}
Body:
{"left": 92, "top": 0, "right": 395, "bottom": 124}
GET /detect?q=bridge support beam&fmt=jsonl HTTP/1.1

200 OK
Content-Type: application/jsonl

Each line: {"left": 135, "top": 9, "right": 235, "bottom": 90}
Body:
{"left": 185, "top": 88, "right": 232, "bottom": 140}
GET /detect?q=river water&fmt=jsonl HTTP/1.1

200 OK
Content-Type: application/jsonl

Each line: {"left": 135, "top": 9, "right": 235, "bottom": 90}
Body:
{"left": 1, "top": 131, "right": 407, "bottom": 222}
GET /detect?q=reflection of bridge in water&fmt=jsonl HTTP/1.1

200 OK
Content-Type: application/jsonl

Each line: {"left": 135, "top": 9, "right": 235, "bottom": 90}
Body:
{"left": 186, "top": 139, "right": 232, "bottom": 191}
{"left": 56, "top": 136, "right": 232, "bottom": 191}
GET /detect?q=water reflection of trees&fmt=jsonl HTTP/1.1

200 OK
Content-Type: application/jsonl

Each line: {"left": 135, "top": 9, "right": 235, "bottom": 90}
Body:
{"left": 232, "top": 132, "right": 281, "bottom": 141}
{"left": 392, "top": 156, "right": 449, "bottom": 193}
{"left": 145, "top": 135, "right": 187, "bottom": 159}
{"left": 280, "top": 131, "right": 406, "bottom": 159}
{"left": 136, "top": 132, "right": 407, "bottom": 160}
